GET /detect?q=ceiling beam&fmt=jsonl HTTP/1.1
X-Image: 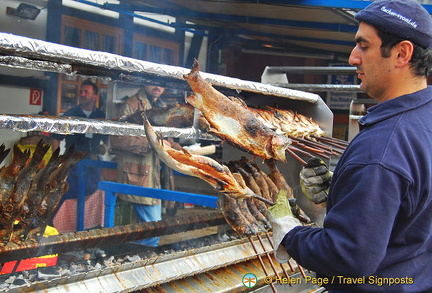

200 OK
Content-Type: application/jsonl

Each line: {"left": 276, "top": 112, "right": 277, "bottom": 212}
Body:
{"left": 103, "top": 2, "right": 359, "bottom": 33}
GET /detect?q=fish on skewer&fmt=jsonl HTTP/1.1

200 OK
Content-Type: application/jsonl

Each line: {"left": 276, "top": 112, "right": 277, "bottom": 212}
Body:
{"left": 0, "top": 144, "right": 30, "bottom": 213}
{"left": 230, "top": 172, "right": 268, "bottom": 231}
{"left": 218, "top": 194, "right": 259, "bottom": 236}
{"left": 143, "top": 112, "right": 274, "bottom": 205}
{"left": 183, "top": 59, "right": 291, "bottom": 162}
{"left": 266, "top": 159, "right": 311, "bottom": 223}
{"left": 1, "top": 140, "right": 50, "bottom": 244}
{"left": 19, "top": 147, "right": 65, "bottom": 242}
{"left": 120, "top": 103, "right": 195, "bottom": 128}
{"left": 228, "top": 161, "right": 270, "bottom": 219}
{"left": 35, "top": 145, "right": 87, "bottom": 241}
{"left": 146, "top": 103, "right": 195, "bottom": 128}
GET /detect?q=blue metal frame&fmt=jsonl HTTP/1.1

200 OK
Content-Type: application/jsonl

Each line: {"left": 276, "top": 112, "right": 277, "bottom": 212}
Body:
{"left": 76, "top": 159, "right": 117, "bottom": 231}
{"left": 98, "top": 181, "right": 218, "bottom": 228}
{"left": 74, "top": 159, "right": 218, "bottom": 230}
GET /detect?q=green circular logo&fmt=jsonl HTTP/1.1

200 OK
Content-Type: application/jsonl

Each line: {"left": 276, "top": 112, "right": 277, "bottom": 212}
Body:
{"left": 242, "top": 273, "right": 258, "bottom": 288}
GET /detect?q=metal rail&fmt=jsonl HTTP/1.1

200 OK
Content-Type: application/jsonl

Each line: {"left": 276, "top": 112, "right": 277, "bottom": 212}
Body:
{"left": 0, "top": 212, "right": 225, "bottom": 263}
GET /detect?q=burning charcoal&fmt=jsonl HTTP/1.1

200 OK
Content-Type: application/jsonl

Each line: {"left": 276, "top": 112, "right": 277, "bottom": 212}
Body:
{"left": 126, "top": 255, "right": 142, "bottom": 263}
{"left": 103, "top": 256, "right": 115, "bottom": 267}
{"left": 71, "top": 263, "right": 87, "bottom": 273}
{"left": 84, "top": 259, "right": 94, "bottom": 270}
{"left": 218, "top": 233, "right": 230, "bottom": 242}
{"left": 68, "top": 262, "right": 78, "bottom": 274}
{"left": 21, "top": 270, "right": 37, "bottom": 282}
{"left": 11, "top": 274, "right": 30, "bottom": 286}
{"left": 4, "top": 275, "right": 16, "bottom": 284}
{"left": 0, "top": 275, "right": 12, "bottom": 290}
{"left": 37, "top": 267, "right": 62, "bottom": 280}
{"left": 59, "top": 268, "right": 72, "bottom": 277}
{"left": 0, "top": 283, "right": 9, "bottom": 291}
{"left": 93, "top": 263, "right": 102, "bottom": 271}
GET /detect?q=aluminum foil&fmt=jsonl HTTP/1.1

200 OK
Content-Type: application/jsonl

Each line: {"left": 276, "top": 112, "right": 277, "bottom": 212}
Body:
{"left": 0, "top": 55, "right": 72, "bottom": 74}
{"left": 0, "top": 114, "right": 218, "bottom": 140}
{"left": 0, "top": 32, "right": 319, "bottom": 103}
{"left": 276, "top": 83, "right": 361, "bottom": 92}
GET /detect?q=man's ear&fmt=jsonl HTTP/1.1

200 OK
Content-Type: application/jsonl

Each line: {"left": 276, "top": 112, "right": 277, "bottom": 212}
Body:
{"left": 394, "top": 40, "right": 414, "bottom": 68}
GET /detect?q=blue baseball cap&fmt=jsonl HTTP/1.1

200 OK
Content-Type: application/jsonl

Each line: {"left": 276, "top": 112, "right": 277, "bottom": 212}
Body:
{"left": 355, "top": 0, "right": 432, "bottom": 49}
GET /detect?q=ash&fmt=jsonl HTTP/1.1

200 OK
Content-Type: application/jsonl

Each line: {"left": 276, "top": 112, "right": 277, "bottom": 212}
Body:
{"left": 0, "top": 231, "right": 240, "bottom": 291}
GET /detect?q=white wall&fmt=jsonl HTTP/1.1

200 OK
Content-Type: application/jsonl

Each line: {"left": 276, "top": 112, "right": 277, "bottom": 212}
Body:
{"left": 0, "top": 1, "right": 47, "bottom": 159}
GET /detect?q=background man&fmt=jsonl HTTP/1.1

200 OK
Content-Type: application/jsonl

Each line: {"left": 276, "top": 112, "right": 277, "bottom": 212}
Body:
{"left": 110, "top": 84, "right": 179, "bottom": 247}
{"left": 52, "top": 79, "right": 107, "bottom": 204}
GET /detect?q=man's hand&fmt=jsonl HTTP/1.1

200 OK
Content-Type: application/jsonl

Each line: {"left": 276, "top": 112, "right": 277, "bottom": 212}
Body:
{"left": 300, "top": 157, "right": 332, "bottom": 204}
{"left": 267, "top": 189, "right": 302, "bottom": 263}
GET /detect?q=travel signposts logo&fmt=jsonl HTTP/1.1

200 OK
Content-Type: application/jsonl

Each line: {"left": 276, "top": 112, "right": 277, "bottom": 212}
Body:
{"left": 242, "top": 273, "right": 258, "bottom": 288}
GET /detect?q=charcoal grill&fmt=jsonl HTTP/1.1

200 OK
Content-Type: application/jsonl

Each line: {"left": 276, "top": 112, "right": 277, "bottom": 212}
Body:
{"left": 0, "top": 33, "right": 334, "bottom": 292}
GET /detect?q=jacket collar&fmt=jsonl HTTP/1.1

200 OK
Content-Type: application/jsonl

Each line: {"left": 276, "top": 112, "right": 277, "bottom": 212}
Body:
{"left": 359, "top": 86, "right": 432, "bottom": 127}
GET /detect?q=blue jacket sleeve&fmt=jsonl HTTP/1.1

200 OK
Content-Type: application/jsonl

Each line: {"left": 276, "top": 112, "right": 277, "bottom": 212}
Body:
{"left": 283, "top": 163, "right": 407, "bottom": 277}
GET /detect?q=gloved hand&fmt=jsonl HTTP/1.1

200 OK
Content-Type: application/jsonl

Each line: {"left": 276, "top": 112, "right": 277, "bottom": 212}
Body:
{"left": 300, "top": 157, "right": 332, "bottom": 204}
{"left": 267, "top": 189, "right": 302, "bottom": 263}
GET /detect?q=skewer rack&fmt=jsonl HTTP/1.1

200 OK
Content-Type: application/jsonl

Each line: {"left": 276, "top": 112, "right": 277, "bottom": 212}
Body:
{"left": 0, "top": 33, "right": 333, "bottom": 292}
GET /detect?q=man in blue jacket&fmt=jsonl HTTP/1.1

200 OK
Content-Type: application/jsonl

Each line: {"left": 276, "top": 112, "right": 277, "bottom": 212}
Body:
{"left": 269, "top": 0, "right": 432, "bottom": 292}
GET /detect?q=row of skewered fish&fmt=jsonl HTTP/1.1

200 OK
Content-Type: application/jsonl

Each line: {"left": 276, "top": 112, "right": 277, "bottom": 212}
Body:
{"left": 220, "top": 157, "right": 310, "bottom": 236}
{"left": 143, "top": 113, "right": 305, "bottom": 236}
{"left": 0, "top": 140, "right": 87, "bottom": 245}
{"left": 183, "top": 59, "right": 348, "bottom": 165}
{"left": 142, "top": 60, "right": 345, "bottom": 235}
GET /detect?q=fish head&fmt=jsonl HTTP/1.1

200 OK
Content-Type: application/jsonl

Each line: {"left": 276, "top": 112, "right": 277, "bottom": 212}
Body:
{"left": 270, "top": 135, "right": 291, "bottom": 162}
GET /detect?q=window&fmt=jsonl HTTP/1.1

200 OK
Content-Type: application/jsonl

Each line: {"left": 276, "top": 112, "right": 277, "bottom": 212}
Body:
{"left": 133, "top": 34, "right": 179, "bottom": 65}
{"left": 57, "top": 16, "right": 124, "bottom": 114}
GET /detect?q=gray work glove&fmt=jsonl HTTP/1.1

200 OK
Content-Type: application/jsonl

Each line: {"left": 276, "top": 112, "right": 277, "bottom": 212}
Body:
{"left": 300, "top": 157, "right": 332, "bottom": 204}
{"left": 267, "top": 189, "right": 302, "bottom": 263}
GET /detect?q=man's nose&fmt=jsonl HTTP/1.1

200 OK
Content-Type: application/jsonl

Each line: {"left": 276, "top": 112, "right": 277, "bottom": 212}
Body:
{"left": 348, "top": 47, "right": 360, "bottom": 66}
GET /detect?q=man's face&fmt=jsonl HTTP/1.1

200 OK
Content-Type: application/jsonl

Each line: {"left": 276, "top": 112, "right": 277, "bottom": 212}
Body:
{"left": 79, "top": 84, "right": 97, "bottom": 108}
{"left": 348, "top": 22, "right": 394, "bottom": 102}
{"left": 144, "top": 85, "right": 165, "bottom": 101}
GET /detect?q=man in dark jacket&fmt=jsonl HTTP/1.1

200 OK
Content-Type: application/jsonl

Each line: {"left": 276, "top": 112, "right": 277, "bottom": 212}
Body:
{"left": 269, "top": 1, "right": 432, "bottom": 292}
{"left": 52, "top": 79, "right": 107, "bottom": 202}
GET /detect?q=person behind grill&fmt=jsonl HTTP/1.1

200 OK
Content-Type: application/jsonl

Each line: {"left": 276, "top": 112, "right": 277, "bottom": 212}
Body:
{"left": 51, "top": 79, "right": 108, "bottom": 207}
{"left": 268, "top": 0, "right": 432, "bottom": 292}
{"left": 110, "top": 84, "right": 180, "bottom": 247}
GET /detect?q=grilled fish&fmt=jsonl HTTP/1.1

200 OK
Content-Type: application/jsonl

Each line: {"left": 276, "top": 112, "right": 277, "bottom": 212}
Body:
{"left": 218, "top": 194, "right": 259, "bottom": 236}
{"left": 0, "top": 144, "right": 30, "bottom": 210}
{"left": 1, "top": 140, "right": 50, "bottom": 244}
{"left": 147, "top": 103, "right": 194, "bottom": 128}
{"left": 143, "top": 112, "right": 274, "bottom": 205}
{"left": 266, "top": 159, "right": 311, "bottom": 223}
{"left": 183, "top": 60, "right": 291, "bottom": 162}
{"left": 19, "top": 147, "right": 65, "bottom": 242}
{"left": 35, "top": 145, "right": 87, "bottom": 241}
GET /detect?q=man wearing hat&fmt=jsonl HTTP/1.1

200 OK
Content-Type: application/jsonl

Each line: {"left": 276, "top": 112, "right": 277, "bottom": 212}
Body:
{"left": 268, "top": 1, "right": 432, "bottom": 292}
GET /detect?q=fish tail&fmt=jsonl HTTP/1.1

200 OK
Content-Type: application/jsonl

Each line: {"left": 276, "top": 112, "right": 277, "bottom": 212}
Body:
{"left": 12, "top": 144, "right": 30, "bottom": 166}
{"left": 29, "top": 140, "right": 50, "bottom": 166}
{"left": 0, "top": 144, "right": 10, "bottom": 165}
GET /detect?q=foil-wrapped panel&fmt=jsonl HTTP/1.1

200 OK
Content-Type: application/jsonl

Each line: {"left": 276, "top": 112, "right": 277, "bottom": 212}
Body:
{"left": 0, "top": 115, "right": 218, "bottom": 141}
{"left": 0, "top": 33, "right": 319, "bottom": 102}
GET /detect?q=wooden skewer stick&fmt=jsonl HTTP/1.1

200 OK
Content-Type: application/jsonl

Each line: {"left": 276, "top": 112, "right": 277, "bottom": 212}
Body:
{"left": 285, "top": 147, "right": 307, "bottom": 166}
{"left": 248, "top": 237, "right": 277, "bottom": 293}
{"left": 265, "top": 231, "right": 295, "bottom": 273}
{"left": 258, "top": 233, "right": 293, "bottom": 286}
{"left": 257, "top": 234, "right": 281, "bottom": 279}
